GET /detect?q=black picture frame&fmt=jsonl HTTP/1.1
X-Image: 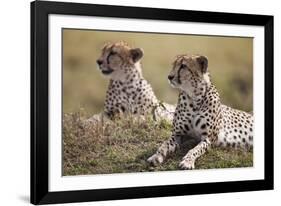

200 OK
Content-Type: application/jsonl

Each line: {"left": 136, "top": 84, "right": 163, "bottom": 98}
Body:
{"left": 31, "top": 0, "right": 274, "bottom": 204}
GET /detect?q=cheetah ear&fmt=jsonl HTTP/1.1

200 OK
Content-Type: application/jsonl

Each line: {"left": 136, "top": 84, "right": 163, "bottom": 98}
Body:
{"left": 196, "top": 55, "right": 208, "bottom": 73}
{"left": 130, "top": 48, "right": 144, "bottom": 63}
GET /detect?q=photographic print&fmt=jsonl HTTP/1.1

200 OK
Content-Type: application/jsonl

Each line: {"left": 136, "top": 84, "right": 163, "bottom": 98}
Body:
{"left": 31, "top": 1, "right": 273, "bottom": 204}
{"left": 62, "top": 29, "right": 253, "bottom": 175}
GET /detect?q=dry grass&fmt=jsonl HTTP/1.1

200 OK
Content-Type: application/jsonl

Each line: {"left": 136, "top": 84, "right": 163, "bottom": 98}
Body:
{"left": 63, "top": 111, "right": 253, "bottom": 176}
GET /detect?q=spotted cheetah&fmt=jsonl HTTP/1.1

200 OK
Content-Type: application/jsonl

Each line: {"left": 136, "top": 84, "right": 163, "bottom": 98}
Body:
{"left": 147, "top": 54, "right": 253, "bottom": 169}
{"left": 92, "top": 41, "right": 175, "bottom": 122}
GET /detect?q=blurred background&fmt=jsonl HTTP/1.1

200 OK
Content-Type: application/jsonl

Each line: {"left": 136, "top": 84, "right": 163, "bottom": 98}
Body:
{"left": 63, "top": 29, "right": 253, "bottom": 115}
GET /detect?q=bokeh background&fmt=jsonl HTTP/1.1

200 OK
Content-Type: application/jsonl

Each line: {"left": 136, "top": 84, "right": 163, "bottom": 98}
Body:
{"left": 63, "top": 29, "right": 253, "bottom": 115}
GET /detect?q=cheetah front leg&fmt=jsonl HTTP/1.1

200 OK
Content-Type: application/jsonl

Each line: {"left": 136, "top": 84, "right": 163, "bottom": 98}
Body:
{"left": 147, "top": 134, "right": 181, "bottom": 166}
{"left": 179, "top": 138, "right": 211, "bottom": 170}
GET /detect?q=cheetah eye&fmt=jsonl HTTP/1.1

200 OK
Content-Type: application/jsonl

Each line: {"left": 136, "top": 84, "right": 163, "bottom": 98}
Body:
{"left": 180, "top": 64, "right": 187, "bottom": 69}
{"left": 109, "top": 51, "right": 117, "bottom": 56}
{"left": 107, "top": 51, "right": 118, "bottom": 64}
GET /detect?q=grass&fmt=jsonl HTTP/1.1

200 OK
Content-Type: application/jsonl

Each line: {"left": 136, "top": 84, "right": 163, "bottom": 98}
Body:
{"left": 63, "top": 111, "right": 253, "bottom": 176}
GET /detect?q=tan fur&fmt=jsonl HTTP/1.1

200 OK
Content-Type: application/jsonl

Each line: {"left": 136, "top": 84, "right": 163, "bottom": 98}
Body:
{"left": 94, "top": 41, "right": 175, "bottom": 121}
{"left": 148, "top": 54, "right": 253, "bottom": 169}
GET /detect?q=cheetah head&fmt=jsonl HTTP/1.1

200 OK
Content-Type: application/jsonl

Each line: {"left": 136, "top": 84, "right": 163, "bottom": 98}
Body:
{"left": 96, "top": 41, "right": 144, "bottom": 81}
{"left": 168, "top": 54, "right": 210, "bottom": 97}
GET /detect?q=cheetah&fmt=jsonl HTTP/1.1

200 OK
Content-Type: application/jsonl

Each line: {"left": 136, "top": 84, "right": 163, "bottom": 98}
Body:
{"left": 91, "top": 41, "right": 175, "bottom": 122}
{"left": 147, "top": 54, "right": 253, "bottom": 169}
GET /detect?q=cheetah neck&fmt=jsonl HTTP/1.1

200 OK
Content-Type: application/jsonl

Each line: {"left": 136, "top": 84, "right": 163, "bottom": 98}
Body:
{"left": 105, "top": 62, "right": 159, "bottom": 116}
{"left": 109, "top": 62, "right": 158, "bottom": 103}
{"left": 117, "top": 62, "right": 144, "bottom": 85}
{"left": 134, "top": 62, "right": 143, "bottom": 76}
{"left": 180, "top": 82, "right": 219, "bottom": 111}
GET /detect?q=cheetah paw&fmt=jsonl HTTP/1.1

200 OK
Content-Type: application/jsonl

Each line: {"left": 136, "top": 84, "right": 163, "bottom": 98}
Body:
{"left": 147, "top": 153, "right": 164, "bottom": 166}
{"left": 179, "top": 158, "right": 195, "bottom": 170}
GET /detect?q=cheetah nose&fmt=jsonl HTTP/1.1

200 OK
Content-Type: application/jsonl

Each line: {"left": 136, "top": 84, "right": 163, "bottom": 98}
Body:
{"left": 168, "top": 75, "right": 174, "bottom": 80}
{"left": 96, "top": 59, "right": 103, "bottom": 65}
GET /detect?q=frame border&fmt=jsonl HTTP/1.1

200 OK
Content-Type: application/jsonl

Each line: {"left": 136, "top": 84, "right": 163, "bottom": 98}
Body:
{"left": 31, "top": 1, "right": 274, "bottom": 204}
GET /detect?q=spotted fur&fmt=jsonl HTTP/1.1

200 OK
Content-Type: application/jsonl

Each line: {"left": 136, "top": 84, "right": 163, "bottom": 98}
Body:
{"left": 95, "top": 41, "right": 175, "bottom": 121}
{"left": 147, "top": 54, "right": 253, "bottom": 169}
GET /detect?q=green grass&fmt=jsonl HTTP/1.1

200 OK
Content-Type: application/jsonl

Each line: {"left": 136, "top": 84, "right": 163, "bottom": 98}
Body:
{"left": 63, "top": 111, "right": 253, "bottom": 176}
